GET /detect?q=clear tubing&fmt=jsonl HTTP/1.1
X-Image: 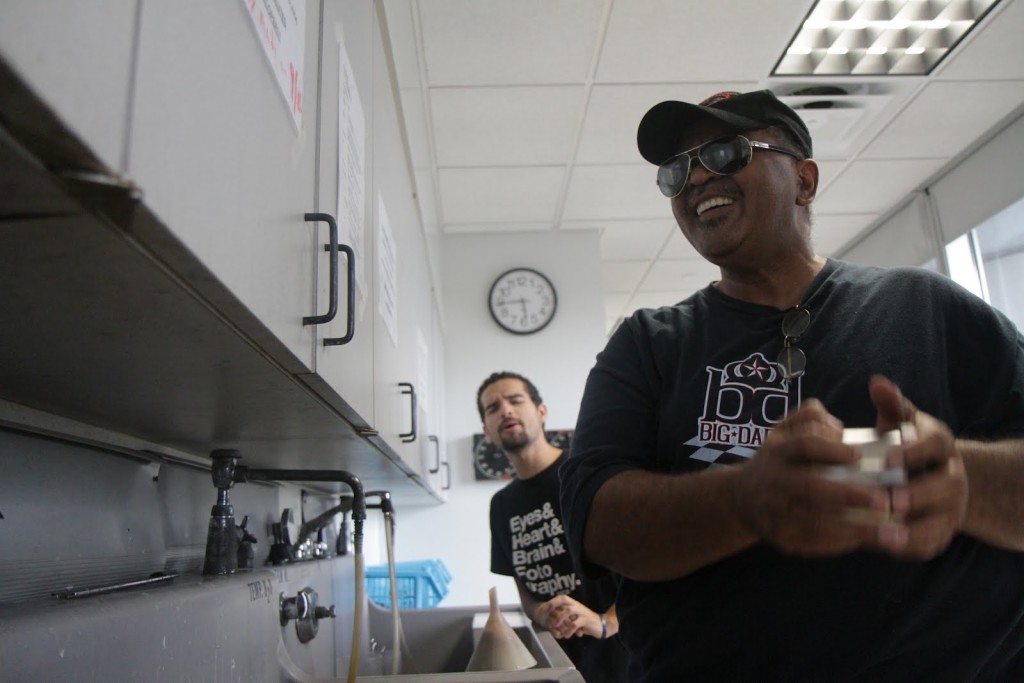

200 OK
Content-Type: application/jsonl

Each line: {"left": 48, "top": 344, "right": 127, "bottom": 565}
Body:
{"left": 348, "top": 550, "right": 364, "bottom": 683}
{"left": 383, "top": 512, "right": 402, "bottom": 674}
{"left": 346, "top": 514, "right": 365, "bottom": 683}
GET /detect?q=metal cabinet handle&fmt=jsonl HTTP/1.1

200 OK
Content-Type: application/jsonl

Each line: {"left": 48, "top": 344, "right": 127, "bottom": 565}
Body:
{"left": 322, "top": 241, "right": 355, "bottom": 346}
{"left": 398, "top": 383, "right": 417, "bottom": 443}
{"left": 302, "top": 213, "right": 338, "bottom": 326}
{"left": 303, "top": 212, "right": 356, "bottom": 345}
{"left": 442, "top": 461, "right": 450, "bottom": 490}
{"left": 428, "top": 435, "right": 440, "bottom": 473}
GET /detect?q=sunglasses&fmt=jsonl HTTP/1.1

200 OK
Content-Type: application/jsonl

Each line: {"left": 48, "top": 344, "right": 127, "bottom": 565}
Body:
{"left": 657, "top": 134, "right": 803, "bottom": 198}
{"left": 778, "top": 306, "right": 810, "bottom": 379}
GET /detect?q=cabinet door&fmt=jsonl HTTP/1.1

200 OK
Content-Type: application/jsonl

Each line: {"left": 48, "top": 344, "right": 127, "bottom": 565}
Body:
{"left": 310, "top": 0, "right": 378, "bottom": 429}
{"left": 0, "top": 1, "right": 136, "bottom": 171}
{"left": 367, "top": 10, "right": 439, "bottom": 479}
{"left": 425, "top": 308, "right": 450, "bottom": 498}
{"left": 127, "top": 0, "right": 320, "bottom": 373}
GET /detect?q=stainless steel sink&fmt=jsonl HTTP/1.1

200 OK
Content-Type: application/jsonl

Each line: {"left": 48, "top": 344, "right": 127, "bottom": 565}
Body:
{"left": 352, "top": 602, "right": 585, "bottom": 682}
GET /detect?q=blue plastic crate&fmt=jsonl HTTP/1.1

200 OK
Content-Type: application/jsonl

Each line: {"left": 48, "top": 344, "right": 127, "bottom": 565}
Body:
{"left": 366, "top": 559, "right": 451, "bottom": 609}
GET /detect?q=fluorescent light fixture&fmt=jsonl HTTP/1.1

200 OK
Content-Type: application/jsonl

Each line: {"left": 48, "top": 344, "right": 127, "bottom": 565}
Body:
{"left": 773, "top": 0, "right": 1003, "bottom": 76}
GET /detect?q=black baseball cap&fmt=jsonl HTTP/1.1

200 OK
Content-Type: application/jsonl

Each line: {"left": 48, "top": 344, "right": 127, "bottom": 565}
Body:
{"left": 637, "top": 90, "right": 813, "bottom": 165}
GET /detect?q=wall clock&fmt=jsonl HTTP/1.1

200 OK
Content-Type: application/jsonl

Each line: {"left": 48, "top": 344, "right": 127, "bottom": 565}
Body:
{"left": 472, "top": 430, "right": 573, "bottom": 481}
{"left": 488, "top": 268, "right": 557, "bottom": 335}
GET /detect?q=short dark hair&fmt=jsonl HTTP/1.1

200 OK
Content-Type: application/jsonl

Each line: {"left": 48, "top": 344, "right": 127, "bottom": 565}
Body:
{"left": 476, "top": 371, "right": 543, "bottom": 421}
{"left": 761, "top": 125, "right": 806, "bottom": 159}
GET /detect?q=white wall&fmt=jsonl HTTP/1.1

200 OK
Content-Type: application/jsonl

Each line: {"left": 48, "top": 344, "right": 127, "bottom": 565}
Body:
{"left": 392, "top": 228, "right": 606, "bottom": 607}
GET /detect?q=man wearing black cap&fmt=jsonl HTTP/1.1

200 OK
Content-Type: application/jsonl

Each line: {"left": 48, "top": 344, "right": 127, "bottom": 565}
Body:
{"left": 559, "top": 89, "right": 1024, "bottom": 680}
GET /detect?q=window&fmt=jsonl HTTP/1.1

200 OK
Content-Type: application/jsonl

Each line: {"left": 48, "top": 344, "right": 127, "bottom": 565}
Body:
{"left": 942, "top": 196, "right": 1024, "bottom": 331}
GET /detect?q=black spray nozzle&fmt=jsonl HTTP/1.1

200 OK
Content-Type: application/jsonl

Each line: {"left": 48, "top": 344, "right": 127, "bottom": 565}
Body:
{"left": 365, "top": 490, "right": 394, "bottom": 516}
{"left": 209, "top": 449, "right": 241, "bottom": 490}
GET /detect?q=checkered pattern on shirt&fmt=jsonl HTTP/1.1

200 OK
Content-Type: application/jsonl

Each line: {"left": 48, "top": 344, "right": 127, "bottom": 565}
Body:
{"left": 685, "top": 435, "right": 756, "bottom": 466}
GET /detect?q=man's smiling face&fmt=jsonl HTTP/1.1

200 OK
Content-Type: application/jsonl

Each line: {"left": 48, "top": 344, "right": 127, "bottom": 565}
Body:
{"left": 669, "top": 120, "right": 808, "bottom": 269}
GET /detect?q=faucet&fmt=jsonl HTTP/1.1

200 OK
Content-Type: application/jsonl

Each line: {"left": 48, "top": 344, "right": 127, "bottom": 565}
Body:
{"left": 288, "top": 496, "right": 355, "bottom": 563}
{"left": 202, "top": 449, "right": 367, "bottom": 576}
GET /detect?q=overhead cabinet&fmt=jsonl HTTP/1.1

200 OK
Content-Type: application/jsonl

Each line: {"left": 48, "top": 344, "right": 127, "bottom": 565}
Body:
{"left": 0, "top": 0, "right": 445, "bottom": 501}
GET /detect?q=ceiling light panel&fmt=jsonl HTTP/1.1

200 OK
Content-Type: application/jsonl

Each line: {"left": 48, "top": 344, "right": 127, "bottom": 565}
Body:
{"left": 774, "top": 0, "right": 1002, "bottom": 75}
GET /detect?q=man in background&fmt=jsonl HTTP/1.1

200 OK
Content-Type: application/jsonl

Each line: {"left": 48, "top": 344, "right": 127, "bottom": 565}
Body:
{"left": 477, "top": 371, "right": 629, "bottom": 682}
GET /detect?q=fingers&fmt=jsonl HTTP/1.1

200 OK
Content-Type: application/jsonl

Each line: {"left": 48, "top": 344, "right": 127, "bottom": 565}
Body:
{"left": 776, "top": 399, "right": 845, "bottom": 440}
{"left": 873, "top": 456, "right": 967, "bottom": 559}
{"left": 537, "top": 596, "right": 597, "bottom": 639}
{"left": 868, "top": 375, "right": 914, "bottom": 432}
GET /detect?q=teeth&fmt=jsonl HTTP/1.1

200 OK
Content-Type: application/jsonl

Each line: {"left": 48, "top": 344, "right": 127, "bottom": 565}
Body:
{"left": 696, "top": 196, "right": 734, "bottom": 216}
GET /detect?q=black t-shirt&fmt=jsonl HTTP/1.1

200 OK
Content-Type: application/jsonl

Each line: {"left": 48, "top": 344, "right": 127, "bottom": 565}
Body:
{"left": 491, "top": 452, "right": 630, "bottom": 682}
{"left": 561, "top": 259, "right": 1024, "bottom": 681}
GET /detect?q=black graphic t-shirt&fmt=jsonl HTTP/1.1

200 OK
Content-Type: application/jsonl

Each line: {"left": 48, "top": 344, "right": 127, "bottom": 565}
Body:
{"left": 561, "top": 259, "right": 1024, "bottom": 682}
{"left": 491, "top": 453, "right": 629, "bottom": 682}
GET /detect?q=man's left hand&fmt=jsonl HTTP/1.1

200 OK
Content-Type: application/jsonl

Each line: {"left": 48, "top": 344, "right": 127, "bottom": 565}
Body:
{"left": 867, "top": 375, "right": 968, "bottom": 559}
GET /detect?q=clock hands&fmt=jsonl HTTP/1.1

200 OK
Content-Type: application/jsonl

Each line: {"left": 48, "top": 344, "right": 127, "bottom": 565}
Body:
{"left": 498, "top": 297, "right": 529, "bottom": 319}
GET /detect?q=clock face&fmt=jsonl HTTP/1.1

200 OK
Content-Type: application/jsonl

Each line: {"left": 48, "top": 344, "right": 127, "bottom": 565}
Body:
{"left": 472, "top": 434, "right": 516, "bottom": 480}
{"left": 488, "top": 268, "right": 557, "bottom": 335}
{"left": 472, "top": 430, "right": 574, "bottom": 481}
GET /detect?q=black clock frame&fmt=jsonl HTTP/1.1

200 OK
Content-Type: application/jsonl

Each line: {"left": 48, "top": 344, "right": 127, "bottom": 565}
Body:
{"left": 472, "top": 430, "right": 573, "bottom": 481}
{"left": 487, "top": 267, "right": 558, "bottom": 335}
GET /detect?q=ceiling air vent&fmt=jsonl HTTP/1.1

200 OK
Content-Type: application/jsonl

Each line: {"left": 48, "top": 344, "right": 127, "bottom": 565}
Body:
{"left": 774, "top": 83, "right": 890, "bottom": 156}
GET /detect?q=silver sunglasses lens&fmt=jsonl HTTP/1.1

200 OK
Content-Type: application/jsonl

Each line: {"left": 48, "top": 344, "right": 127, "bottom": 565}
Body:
{"left": 778, "top": 307, "right": 810, "bottom": 379}
{"left": 657, "top": 157, "right": 690, "bottom": 197}
{"left": 777, "top": 346, "right": 807, "bottom": 379}
{"left": 699, "top": 136, "right": 751, "bottom": 175}
{"left": 781, "top": 307, "right": 811, "bottom": 337}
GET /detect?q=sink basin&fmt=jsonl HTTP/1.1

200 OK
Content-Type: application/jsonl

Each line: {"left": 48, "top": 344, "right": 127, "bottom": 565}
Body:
{"left": 356, "top": 602, "right": 584, "bottom": 682}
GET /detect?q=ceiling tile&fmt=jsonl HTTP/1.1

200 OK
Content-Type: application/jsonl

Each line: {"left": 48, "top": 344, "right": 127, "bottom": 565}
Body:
{"left": 589, "top": 219, "right": 675, "bottom": 260}
{"left": 604, "top": 292, "right": 631, "bottom": 319}
{"left": 596, "top": 0, "right": 811, "bottom": 83}
{"left": 934, "top": 0, "right": 1024, "bottom": 80}
{"left": 601, "top": 260, "right": 649, "bottom": 293}
{"left": 814, "top": 158, "right": 947, "bottom": 215}
{"left": 862, "top": 80, "right": 1024, "bottom": 159}
{"left": 431, "top": 86, "right": 586, "bottom": 166}
{"left": 443, "top": 222, "right": 553, "bottom": 235}
{"left": 438, "top": 167, "right": 564, "bottom": 224}
{"left": 562, "top": 165, "right": 666, "bottom": 222}
{"left": 812, "top": 213, "right": 880, "bottom": 256}
{"left": 814, "top": 159, "right": 849, "bottom": 194}
{"left": 417, "top": 0, "right": 605, "bottom": 86}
